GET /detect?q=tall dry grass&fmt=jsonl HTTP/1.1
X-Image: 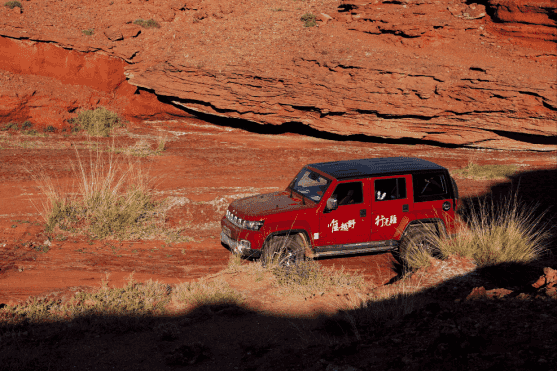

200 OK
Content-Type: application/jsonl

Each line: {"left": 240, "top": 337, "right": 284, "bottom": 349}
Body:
{"left": 452, "top": 162, "right": 518, "bottom": 180}
{"left": 399, "top": 194, "right": 547, "bottom": 270}
{"left": 437, "top": 196, "right": 547, "bottom": 266}
{"left": 34, "top": 145, "right": 167, "bottom": 240}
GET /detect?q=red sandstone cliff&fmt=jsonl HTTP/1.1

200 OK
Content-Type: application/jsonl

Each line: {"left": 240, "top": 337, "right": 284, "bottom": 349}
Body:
{"left": 0, "top": 0, "right": 556, "bottom": 150}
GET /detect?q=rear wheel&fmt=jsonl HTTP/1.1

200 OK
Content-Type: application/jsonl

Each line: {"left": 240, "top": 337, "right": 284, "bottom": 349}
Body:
{"left": 261, "top": 234, "right": 305, "bottom": 267}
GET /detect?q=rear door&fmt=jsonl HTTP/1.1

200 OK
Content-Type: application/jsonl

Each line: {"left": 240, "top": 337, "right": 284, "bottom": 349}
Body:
{"left": 370, "top": 174, "right": 412, "bottom": 241}
{"left": 318, "top": 180, "right": 372, "bottom": 246}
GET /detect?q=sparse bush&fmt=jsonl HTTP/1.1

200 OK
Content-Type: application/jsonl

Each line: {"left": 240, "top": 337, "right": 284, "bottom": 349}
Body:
{"left": 21, "top": 121, "right": 32, "bottom": 130}
{"left": 4, "top": 1, "right": 22, "bottom": 9}
{"left": 156, "top": 134, "right": 167, "bottom": 154}
{"left": 1, "top": 122, "right": 18, "bottom": 131}
{"left": 44, "top": 125, "right": 55, "bottom": 133}
{"left": 301, "top": 13, "right": 316, "bottom": 27}
{"left": 82, "top": 29, "right": 94, "bottom": 36}
{"left": 73, "top": 107, "right": 121, "bottom": 137}
{"left": 134, "top": 19, "right": 160, "bottom": 29}
{"left": 453, "top": 162, "right": 517, "bottom": 180}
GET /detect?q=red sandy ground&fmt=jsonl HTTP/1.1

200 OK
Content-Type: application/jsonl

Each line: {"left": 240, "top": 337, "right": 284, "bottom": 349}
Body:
{"left": 0, "top": 118, "right": 555, "bottom": 307}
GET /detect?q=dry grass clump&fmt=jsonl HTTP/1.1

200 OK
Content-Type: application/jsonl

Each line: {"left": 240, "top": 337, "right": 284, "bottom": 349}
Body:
{"left": 271, "top": 260, "right": 365, "bottom": 296}
{"left": 113, "top": 135, "right": 167, "bottom": 157}
{"left": 0, "top": 277, "right": 171, "bottom": 332}
{"left": 301, "top": 13, "right": 316, "bottom": 27}
{"left": 68, "top": 277, "right": 171, "bottom": 317}
{"left": 134, "top": 19, "right": 160, "bottom": 28}
{"left": 399, "top": 240, "right": 435, "bottom": 270}
{"left": 398, "top": 194, "right": 546, "bottom": 270}
{"left": 172, "top": 279, "right": 244, "bottom": 308}
{"left": 36, "top": 147, "right": 170, "bottom": 240}
{"left": 4, "top": 1, "right": 22, "bottom": 9}
{"left": 453, "top": 162, "right": 517, "bottom": 180}
{"left": 228, "top": 251, "right": 366, "bottom": 297}
{"left": 71, "top": 107, "right": 122, "bottom": 137}
{"left": 437, "top": 197, "right": 547, "bottom": 266}
{"left": 0, "top": 275, "right": 243, "bottom": 330}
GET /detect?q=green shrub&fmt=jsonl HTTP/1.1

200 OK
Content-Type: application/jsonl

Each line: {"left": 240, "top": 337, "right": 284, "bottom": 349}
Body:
{"left": 301, "top": 13, "right": 316, "bottom": 27}
{"left": 134, "top": 19, "right": 160, "bottom": 29}
{"left": 82, "top": 29, "right": 94, "bottom": 36}
{"left": 21, "top": 121, "right": 32, "bottom": 130}
{"left": 73, "top": 107, "right": 121, "bottom": 137}
{"left": 4, "top": 1, "right": 22, "bottom": 9}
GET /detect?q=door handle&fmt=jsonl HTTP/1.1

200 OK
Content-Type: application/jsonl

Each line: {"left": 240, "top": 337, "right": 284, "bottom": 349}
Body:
{"left": 403, "top": 204, "right": 409, "bottom": 212}
{"left": 360, "top": 209, "right": 366, "bottom": 217}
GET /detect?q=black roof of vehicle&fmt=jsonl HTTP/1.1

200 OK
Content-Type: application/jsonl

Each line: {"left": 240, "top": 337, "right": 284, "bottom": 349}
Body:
{"left": 308, "top": 157, "right": 447, "bottom": 180}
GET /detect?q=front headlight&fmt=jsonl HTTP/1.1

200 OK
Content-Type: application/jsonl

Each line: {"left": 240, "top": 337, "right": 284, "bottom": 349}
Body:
{"left": 226, "top": 210, "right": 263, "bottom": 231}
{"left": 245, "top": 220, "right": 264, "bottom": 231}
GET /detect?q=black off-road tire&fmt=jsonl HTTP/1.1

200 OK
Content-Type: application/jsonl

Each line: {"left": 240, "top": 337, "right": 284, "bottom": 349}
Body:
{"left": 398, "top": 227, "right": 440, "bottom": 263}
{"left": 261, "top": 234, "right": 305, "bottom": 267}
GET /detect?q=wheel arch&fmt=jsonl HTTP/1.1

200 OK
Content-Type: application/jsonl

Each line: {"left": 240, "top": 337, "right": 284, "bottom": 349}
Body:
{"left": 401, "top": 218, "right": 448, "bottom": 239}
{"left": 263, "top": 229, "right": 313, "bottom": 258}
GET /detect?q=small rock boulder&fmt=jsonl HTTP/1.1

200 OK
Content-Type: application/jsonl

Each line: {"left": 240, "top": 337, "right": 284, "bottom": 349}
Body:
{"left": 448, "top": 3, "right": 487, "bottom": 20}
{"left": 121, "top": 24, "right": 142, "bottom": 39}
{"left": 104, "top": 27, "right": 124, "bottom": 41}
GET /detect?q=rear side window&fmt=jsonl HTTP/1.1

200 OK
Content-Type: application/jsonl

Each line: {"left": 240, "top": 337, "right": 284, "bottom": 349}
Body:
{"left": 413, "top": 173, "right": 449, "bottom": 202}
{"left": 332, "top": 182, "right": 363, "bottom": 206}
{"left": 374, "top": 178, "right": 406, "bottom": 201}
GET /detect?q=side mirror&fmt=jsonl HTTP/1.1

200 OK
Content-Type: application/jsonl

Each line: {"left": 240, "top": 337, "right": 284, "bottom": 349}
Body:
{"left": 326, "top": 196, "right": 338, "bottom": 211}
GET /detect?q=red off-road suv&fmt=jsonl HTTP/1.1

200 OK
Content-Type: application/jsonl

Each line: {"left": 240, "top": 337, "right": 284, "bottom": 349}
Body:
{"left": 221, "top": 157, "right": 459, "bottom": 263}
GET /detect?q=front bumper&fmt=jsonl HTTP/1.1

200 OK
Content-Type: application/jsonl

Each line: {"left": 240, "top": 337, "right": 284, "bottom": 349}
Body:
{"left": 220, "top": 230, "right": 262, "bottom": 259}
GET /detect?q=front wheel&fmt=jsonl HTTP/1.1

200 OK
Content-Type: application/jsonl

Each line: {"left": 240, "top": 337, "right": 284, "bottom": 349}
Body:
{"left": 261, "top": 234, "right": 305, "bottom": 267}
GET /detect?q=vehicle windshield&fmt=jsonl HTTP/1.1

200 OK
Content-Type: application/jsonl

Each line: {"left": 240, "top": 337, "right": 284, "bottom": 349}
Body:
{"left": 289, "top": 168, "right": 331, "bottom": 203}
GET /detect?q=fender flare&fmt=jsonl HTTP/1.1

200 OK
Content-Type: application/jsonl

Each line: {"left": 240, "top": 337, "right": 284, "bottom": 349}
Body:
{"left": 400, "top": 218, "right": 447, "bottom": 240}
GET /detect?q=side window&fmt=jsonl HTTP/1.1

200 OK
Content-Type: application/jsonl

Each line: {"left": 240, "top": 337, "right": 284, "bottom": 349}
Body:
{"left": 374, "top": 178, "right": 406, "bottom": 201}
{"left": 332, "top": 182, "right": 363, "bottom": 206}
{"left": 413, "top": 173, "right": 448, "bottom": 202}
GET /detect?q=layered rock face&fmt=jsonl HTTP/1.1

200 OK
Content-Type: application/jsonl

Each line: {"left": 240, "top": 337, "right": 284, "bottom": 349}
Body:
{"left": 0, "top": 0, "right": 556, "bottom": 150}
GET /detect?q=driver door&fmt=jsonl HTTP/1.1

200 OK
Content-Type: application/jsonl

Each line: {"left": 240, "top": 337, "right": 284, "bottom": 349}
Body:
{"left": 318, "top": 181, "right": 372, "bottom": 247}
